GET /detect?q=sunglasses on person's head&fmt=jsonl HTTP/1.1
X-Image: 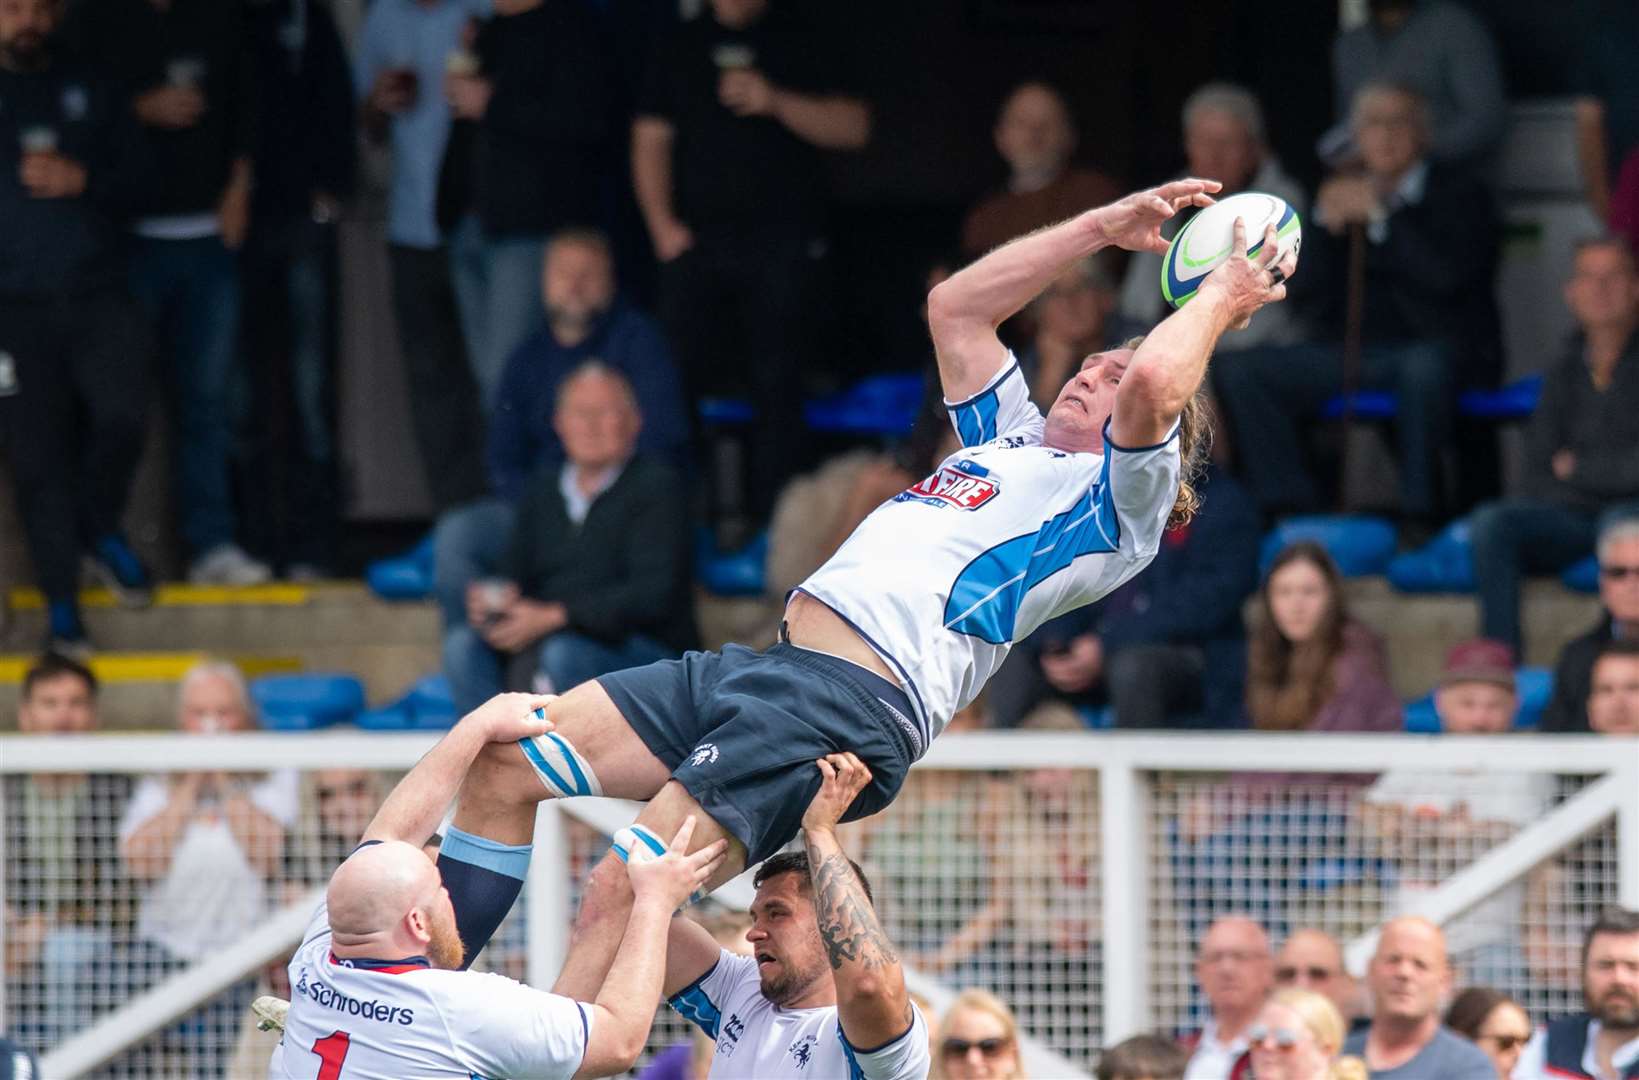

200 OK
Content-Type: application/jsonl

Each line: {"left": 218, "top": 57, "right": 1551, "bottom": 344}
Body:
{"left": 942, "top": 1037, "right": 1012, "bottom": 1058}
{"left": 1275, "top": 965, "right": 1336, "bottom": 982}
{"left": 1601, "top": 564, "right": 1639, "bottom": 580}
{"left": 1247, "top": 1025, "right": 1302, "bottom": 1050}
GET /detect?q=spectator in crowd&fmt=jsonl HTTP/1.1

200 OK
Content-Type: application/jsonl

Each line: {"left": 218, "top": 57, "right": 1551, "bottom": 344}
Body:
{"left": 117, "top": 659, "right": 298, "bottom": 1077}
{"left": 282, "top": 768, "right": 387, "bottom": 890}
{"left": 1608, "top": 149, "right": 1639, "bottom": 262}
{"left": 444, "top": 0, "right": 613, "bottom": 406}
{"left": 1340, "top": 916, "right": 1495, "bottom": 1078}
{"left": 1445, "top": 987, "right": 1532, "bottom": 1080}
{"left": 1587, "top": 640, "right": 1639, "bottom": 736}
{"left": 933, "top": 988, "right": 1025, "bottom": 1080}
{"left": 1246, "top": 542, "right": 1402, "bottom": 736}
{"left": 355, "top": 0, "right": 490, "bottom": 513}
{"left": 0, "top": 1036, "right": 40, "bottom": 1080}
{"left": 636, "top": 909, "right": 753, "bottom": 1080}
{"left": 988, "top": 441, "right": 1261, "bottom": 730}
{"left": 1574, "top": 2, "right": 1639, "bottom": 222}
{"left": 441, "top": 362, "right": 696, "bottom": 712}
{"left": 1183, "top": 915, "right": 1273, "bottom": 1079}
{"left": 1278, "top": 929, "right": 1364, "bottom": 1032}
{"left": 1019, "top": 257, "right": 1121, "bottom": 411}
{"left": 961, "top": 81, "right": 1120, "bottom": 258}
{"left": 77, "top": 0, "right": 270, "bottom": 586}
{"left": 1118, "top": 83, "right": 1307, "bottom": 350}
{"left": 0, "top": 0, "right": 155, "bottom": 652}
{"left": 1216, "top": 82, "right": 1500, "bottom": 533}
{"left": 1099, "top": 1034, "right": 1188, "bottom": 1080}
{"left": 1248, "top": 988, "right": 1369, "bottom": 1080}
{"left": 634, "top": 0, "right": 869, "bottom": 526}
{"left": 1514, "top": 907, "right": 1639, "bottom": 1080}
{"left": 1363, "top": 640, "right": 1553, "bottom": 985}
{"left": 1544, "top": 516, "right": 1639, "bottom": 732}
{"left": 238, "top": 0, "right": 355, "bottom": 580}
{"left": 1469, "top": 237, "right": 1639, "bottom": 654}
{"left": 1325, "top": 0, "right": 1504, "bottom": 171}
{"left": 4, "top": 654, "right": 129, "bottom": 1049}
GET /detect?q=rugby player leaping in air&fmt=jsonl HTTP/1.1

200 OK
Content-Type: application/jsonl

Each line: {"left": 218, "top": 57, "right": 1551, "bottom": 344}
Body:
{"left": 446, "top": 178, "right": 1297, "bottom": 1007}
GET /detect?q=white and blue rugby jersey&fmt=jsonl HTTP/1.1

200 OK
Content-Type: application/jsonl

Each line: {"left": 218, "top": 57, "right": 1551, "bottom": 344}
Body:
{"left": 799, "top": 352, "right": 1180, "bottom": 744}
{"left": 268, "top": 902, "right": 590, "bottom": 1079}
{"left": 670, "top": 950, "right": 931, "bottom": 1080}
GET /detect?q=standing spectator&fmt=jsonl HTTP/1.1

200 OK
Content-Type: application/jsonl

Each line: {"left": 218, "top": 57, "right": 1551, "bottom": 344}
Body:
{"left": 1445, "top": 988, "right": 1532, "bottom": 1080}
{"left": 1183, "top": 916, "right": 1273, "bottom": 1079}
{"left": 1246, "top": 543, "right": 1402, "bottom": 735}
{"left": 1099, "top": 1035, "right": 1188, "bottom": 1080}
{"left": 1513, "top": 908, "right": 1639, "bottom": 1079}
{"left": 0, "top": 0, "right": 155, "bottom": 652}
{"left": 1574, "top": 1, "right": 1639, "bottom": 223}
{"left": 1119, "top": 83, "right": 1307, "bottom": 350}
{"left": 1326, "top": 0, "right": 1505, "bottom": 171}
{"left": 239, "top": 0, "right": 355, "bottom": 579}
{"left": 1469, "top": 237, "right": 1639, "bottom": 654}
{"left": 441, "top": 362, "right": 696, "bottom": 712}
{"left": 4, "top": 654, "right": 129, "bottom": 1051}
{"left": 1545, "top": 516, "right": 1639, "bottom": 733}
{"left": 961, "top": 82, "right": 1121, "bottom": 259}
{"left": 433, "top": 228, "right": 687, "bottom": 637}
{"left": 117, "top": 659, "right": 298, "bottom": 1077}
{"left": 933, "top": 989, "right": 1026, "bottom": 1080}
{"left": 445, "top": 0, "right": 613, "bottom": 406}
{"left": 1340, "top": 917, "right": 1495, "bottom": 1078}
{"left": 1018, "top": 257, "right": 1120, "bottom": 411}
{"left": 1278, "top": 929, "right": 1365, "bottom": 1032}
{"left": 1216, "top": 83, "right": 1500, "bottom": 532}
{"left": 356, "top": 0, "right": 491, "bottom": 512}
{"left": 77, "top": 0, "right": 271, "bottom": 586}
{"left": 633, "top": 0, "right": 870, "bottom": 523}
{"left": 1587, "top": 640, "right": 1639, "bottom": 736}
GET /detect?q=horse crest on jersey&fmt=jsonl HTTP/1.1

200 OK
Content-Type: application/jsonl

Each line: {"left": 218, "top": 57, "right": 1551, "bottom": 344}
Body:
{"left": 788, "top": 1034, "right": 817, "bottom": 1069}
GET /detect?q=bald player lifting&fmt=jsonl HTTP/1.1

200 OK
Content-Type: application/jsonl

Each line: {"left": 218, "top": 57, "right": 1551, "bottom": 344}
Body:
{"left": 448, "top": 179, "right": 1297, "bottom": 1004}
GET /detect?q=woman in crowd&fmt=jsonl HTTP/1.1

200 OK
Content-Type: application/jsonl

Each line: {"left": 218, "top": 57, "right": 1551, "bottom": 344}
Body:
{"left": 1445, "top": 987, "right": 1533, "bottom": 1080}
{"left": 934, "top": 988, "right": 1027, "bottom": 1080}
{"left": 1246, "top": 988, "right": 1367, "bottom": 1080}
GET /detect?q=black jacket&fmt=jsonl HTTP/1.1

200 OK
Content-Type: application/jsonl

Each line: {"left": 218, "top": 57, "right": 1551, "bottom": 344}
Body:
{"left": 502, "top": 455, "right": 698, "bottom": 653}
{"left": 1543, "top": 614, "right": 1618, "bottom": 733}
{"left": 1520, "top": 333, "right": 1639, "bottom": 511}
{"left": 245, "top": 0, "right": 354, "bottom": 219}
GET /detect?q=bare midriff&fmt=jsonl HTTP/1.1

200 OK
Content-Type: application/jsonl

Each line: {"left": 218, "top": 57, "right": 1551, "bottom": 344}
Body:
{"left": 781, "top": 590, "right": 901, "bottom": 686}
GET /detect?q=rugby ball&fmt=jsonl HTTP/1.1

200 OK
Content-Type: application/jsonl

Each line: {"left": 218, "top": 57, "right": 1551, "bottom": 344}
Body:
{"left": 1161, "top": 191, "right": 1301, "bottom": 309}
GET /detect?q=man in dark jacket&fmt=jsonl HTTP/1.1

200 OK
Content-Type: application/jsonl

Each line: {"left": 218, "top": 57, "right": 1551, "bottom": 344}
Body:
{"left": 1543, "top": 515, "right": 1639, "bottom": 732}
{"left": 1215, "top": 81, "right": 1500, "bottom": 532}
{"left": 1513, "top": 907, "right": 1639, "bottom": 1078}
{"left": 441, "top": 361, "right": 695, "bottom": 713}
{"left": 0, "top": 0, "right": 155, "bottom": 652}
{"left": 1470, "top": 237, "right": 1639, "bottom": 655}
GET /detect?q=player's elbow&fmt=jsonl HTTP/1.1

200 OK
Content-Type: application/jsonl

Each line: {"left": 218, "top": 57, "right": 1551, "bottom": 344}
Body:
{"left": 1118, "top": 357, "right": 1188, "bottom": 416}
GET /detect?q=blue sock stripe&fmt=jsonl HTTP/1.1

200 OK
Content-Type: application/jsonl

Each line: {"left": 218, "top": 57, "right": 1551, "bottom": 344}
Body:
{"left": 547, "top": 732, "right": 591, "bottom": 796}
{"left": 440, "top": 826, "right": 532, "bottom": 881}
{"left": 519, "top": 737, "right": 580, "bottom": 799}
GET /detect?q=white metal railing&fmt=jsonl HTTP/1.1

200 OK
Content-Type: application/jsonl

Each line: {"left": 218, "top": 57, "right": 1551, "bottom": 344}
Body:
{"left": 3, "top": 730, "right": 1635, "bottom": 1078}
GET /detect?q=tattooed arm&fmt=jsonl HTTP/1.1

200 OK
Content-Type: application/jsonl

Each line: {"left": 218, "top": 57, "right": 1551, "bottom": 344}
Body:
{"left": 800, "top": 753, "right": 915, "bottom": 1050}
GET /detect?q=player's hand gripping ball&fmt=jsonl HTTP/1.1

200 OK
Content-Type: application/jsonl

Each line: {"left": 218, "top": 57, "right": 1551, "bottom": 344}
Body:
{"left": 1161, "top": 191, "right": 1301, "bottom": 309}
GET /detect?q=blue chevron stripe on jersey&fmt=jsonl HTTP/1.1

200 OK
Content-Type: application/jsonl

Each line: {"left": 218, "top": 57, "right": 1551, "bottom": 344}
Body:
{"left": 942, "top": 453, "right": 1121, "bottom": 644}
{"left": 671, "top": 983, "right": 722, "bottom": 1039}
{"left": 949, "top": 364, "right": 1015, "bottom": 446}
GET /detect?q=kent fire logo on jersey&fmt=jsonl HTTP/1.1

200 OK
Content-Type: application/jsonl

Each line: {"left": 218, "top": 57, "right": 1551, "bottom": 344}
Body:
{"left": 896, "top": 460, "right": 999, "bottom": 511}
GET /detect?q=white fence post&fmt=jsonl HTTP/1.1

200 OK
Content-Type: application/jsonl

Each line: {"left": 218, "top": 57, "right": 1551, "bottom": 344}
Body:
{"left": 527, "top": 801, "right": 570, "bottom": 991}
{"left": 1099, "top": 754, "right": 1150, "bottom": 1044}
{"left": 1619, "top": 753, "right": 1639, "bottom": 910}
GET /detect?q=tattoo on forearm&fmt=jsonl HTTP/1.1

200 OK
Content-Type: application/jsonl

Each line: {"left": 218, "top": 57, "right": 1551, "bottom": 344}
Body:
{"left": 807, "top": 846, "right": 898, "bottom": 972}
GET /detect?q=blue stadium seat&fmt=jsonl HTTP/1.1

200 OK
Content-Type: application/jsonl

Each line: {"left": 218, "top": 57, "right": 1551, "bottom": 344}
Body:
{"left": 1259, "top": 515, "right": 1397, "bottom": 578}
{"left": 697, "top": 397, "right": 756, "bottom": 425}
{"left": 1402, "top": 665, "right": 1554, "bottom": 732}
{"left": 694, "top": 527, "right": 768, "bottom": 597}
{"left": 804, "top": 372, "right": 925, "bottom": 436}
{"left": 355, "top": 674, "right": 459, "bottom": 731}
{"left": 1561, "top": 554, "right": 1599, "bottom": 593}
{"left": 1386, "top": 518, "right": 1475, "bottom": 593}
{"left": 366, "top": 533, "right": 435, "bottom": 601}
{"left": 1458, "top": 373, "right": 1544, "bottom": 421}
{"left": 252, "top": 673, "right": 366, "bottom": 731}
{"left": 1403, "top": 695, "right": 1440, "bottom": 733}
{"left": 1320, "top": 390, "right": 1397, "bottom": 422}
{"left": 1076, "top": 705, "right": 1115, "bottom": 730}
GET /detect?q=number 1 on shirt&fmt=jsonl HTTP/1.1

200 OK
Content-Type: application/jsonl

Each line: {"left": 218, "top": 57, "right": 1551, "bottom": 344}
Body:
{"left": 313, "top": 1031, "right": 351, "bottom": 1080}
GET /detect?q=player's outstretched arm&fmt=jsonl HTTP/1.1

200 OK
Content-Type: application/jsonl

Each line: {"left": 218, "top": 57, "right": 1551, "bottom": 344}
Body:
{"left": 800, "top": 753, "right": 913, "bottom": 1051}
{"left": 927, "top": 179, "right": 1220, "bottom": 401}
{"left": 576, "top": 817, "right": 729, "bottom": 1078}
{"left": 359, "top": 692, "right": 555, "bottom": 848}
{"left": 1110, "top": 217, "right": 1294, "bottom": 449}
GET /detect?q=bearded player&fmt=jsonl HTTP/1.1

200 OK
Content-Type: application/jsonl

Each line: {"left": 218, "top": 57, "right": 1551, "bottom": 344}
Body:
{"left": 446, "top": 178, "right": 1297, "bottom": 1003}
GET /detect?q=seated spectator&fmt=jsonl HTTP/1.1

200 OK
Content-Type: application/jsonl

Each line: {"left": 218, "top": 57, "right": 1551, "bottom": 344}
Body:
{"left": 441, "top": 362, "right": 696, "bottom": 713}
{"left": 4, "top": 654, "right": 128, "bottom": 1049}
{"left": 1278, "top": 929, "right": 1365, "bottom": 1033}
{"left": 1513, "top": 907, "right": 1639, "bottom": 1080}
{"left": 933, "top": 988, "right": 1025, "bottom": 1080}
{"left": 962, "top": 81, "right": 1121, "bottom": 258}
{"left": 1183, "top": 915, "right": 1273, "bottom": 1079}
{"left": 1340, "top": 917, "right": 1495, "bottom": 1078}
{"left": 282, "top": 769, "right": 387, "bottom": 890}
{"left": 1469, "top": 237, "right": 1639, "bottom": 654}
{"left": 1588, "top": 640, "right": 1639, "bottom": 735}
{"left": 1324, "top": 0, "right": 1504, "bottom": 171}
{"left": 1215, "top": 82, "right": 1500, "bottom": 533}
{"left": 1099, "top": 1034, "right": 1188, "bottom": 1080}
{"left": 1249, "top": 988, "right": 1368, "bottom": 1080}
{"left": 1444, "top": 987, "right": 1532, "bottom": 1080}
{"left": 637, "top": 909, "right": 753, "bottom": 1080}
{"left": 1247, "top": 542, "right": 1402, "bottom": 736}
{"left": 117, "top": 659, "right": 298, "bottom": 1077}
{"left": 1019, "top": 258, "right": 1120, "bottom": 410}
{"left": 1544, "top": 515, "right": 1639, "bottom": 732}
{"left": 1118, "top": 82, "right": 1307, "bottom": 350}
